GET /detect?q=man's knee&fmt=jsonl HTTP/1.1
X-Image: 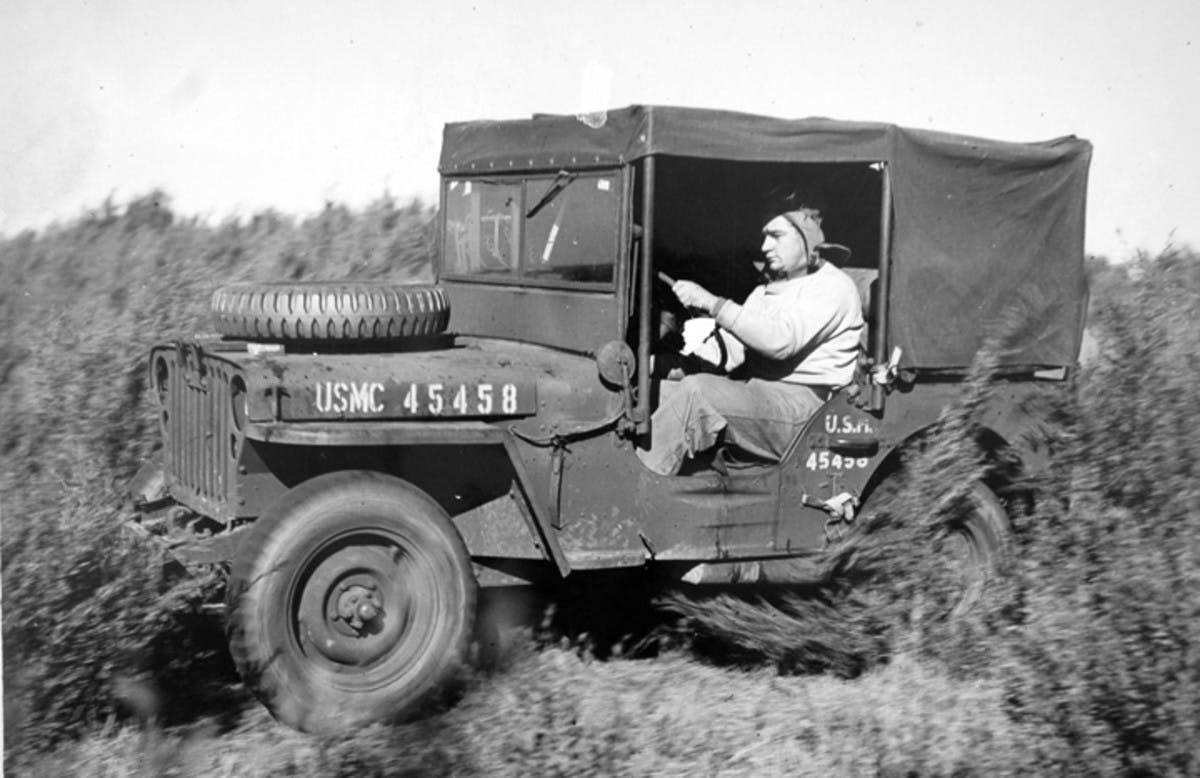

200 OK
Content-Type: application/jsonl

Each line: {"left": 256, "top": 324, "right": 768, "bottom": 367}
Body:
{"left": 659, "top": 373, "right": 717, "bottom": 412}
{"left": 676, "top": 372, "right": 729, "bottom": 398}
{"left": 656, "top": 374, "right": 728, "bottom": 435}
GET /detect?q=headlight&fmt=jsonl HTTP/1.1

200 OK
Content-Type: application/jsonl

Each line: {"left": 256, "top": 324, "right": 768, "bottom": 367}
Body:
{"left": 154, "top": 356, "right": 170, "bottom": 402}
{"left": 230, "top": 375, "right": 247, "bottom": 431}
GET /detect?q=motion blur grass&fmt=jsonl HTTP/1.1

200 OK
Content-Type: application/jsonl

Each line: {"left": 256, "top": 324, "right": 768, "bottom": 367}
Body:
{"left": 27, "top": 639, "right": 1029, "bottom": 777}
{"left": 3, "top": 193, "right": 1199, "bottom": 775}
{"left": 1, "top": 192, "right": 435, "bottom": 760}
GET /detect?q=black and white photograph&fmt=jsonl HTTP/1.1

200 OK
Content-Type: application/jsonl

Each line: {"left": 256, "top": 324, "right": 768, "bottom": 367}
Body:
{"left": 2, "top": 1, "right": 1198, "bottom": 774}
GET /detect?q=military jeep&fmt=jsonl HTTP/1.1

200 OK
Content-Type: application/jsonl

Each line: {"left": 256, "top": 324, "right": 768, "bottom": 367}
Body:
{"left": 131, "top": 105, "right": 1091, "bottom": 733}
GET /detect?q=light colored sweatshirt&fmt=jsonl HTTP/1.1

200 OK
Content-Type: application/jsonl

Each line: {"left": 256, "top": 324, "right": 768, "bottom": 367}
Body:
{"left": 713, "top": 262, "right": 863, "bottom": 387}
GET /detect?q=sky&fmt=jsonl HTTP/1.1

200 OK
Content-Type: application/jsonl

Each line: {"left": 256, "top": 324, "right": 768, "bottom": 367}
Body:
{"left": 2, "top": 0, "right": 1198, "bottom": 259}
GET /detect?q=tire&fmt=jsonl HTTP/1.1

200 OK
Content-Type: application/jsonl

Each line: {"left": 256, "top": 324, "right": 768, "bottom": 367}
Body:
{"left": 226, "top": 470, "right": 476, "bottom": 734}
{"left": 211, "top": 281, "right": 450, "bottom": 341}
{"left": 858, "top": 477, "right": 1009, "bottom": 617}
{"left": 939, "top": 481, "right": 1009, "bottom": 615}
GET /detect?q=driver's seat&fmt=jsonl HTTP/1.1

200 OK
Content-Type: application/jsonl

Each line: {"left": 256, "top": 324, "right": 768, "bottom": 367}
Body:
{"left": 841, "top": 267, "right": 879, "bottom": 354}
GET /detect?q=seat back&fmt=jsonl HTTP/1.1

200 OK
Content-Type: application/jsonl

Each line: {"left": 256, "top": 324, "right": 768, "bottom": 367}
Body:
{"left": 841, "top": 267, "right": 878, "bottom": 355}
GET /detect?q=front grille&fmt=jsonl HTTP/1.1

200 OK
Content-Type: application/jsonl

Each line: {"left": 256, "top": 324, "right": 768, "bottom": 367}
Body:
{"left": 155, "top": 345, "right": 239, "bottom": 522}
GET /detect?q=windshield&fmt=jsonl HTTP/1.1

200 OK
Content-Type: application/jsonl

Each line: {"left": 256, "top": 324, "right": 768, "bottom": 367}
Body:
{"left": 442, "top": 171, "right": 620, "bottom": 287}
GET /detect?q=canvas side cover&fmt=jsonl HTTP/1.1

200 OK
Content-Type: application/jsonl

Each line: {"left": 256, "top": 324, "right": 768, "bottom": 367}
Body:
{"left": 884, "top": 128, "right": 1091, "bottom": 369}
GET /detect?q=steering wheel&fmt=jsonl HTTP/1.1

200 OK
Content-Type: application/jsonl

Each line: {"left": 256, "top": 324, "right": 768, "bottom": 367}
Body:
{"left": 652, "top": 271, "right": 688, "bottom": 350}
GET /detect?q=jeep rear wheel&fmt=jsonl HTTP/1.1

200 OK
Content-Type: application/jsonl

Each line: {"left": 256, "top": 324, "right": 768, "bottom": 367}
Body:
{"left": 934, "top": 481, "right": 1009, "bottom": 615}
{"left": 857, "top": 477, "right": 1009, "bottom": 617}
{"left": 211, "top": 281, "right": 450, "bottom": 341}
{"left": 226, "top": 470, "right": 476, "bottom": 734}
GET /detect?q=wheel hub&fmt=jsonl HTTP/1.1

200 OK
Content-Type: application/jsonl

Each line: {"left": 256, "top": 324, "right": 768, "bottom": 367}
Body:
{"left": 332, "top": 581, "right": 383, "bottom": 632}
{"left": 296, "top": 543, "right": 415, "bottom": 667}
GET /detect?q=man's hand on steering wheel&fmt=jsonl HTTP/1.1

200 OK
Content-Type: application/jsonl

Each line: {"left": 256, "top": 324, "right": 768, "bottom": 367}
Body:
{"left": 670, "top": 279, "right": 721, "bottom": 315}
{"left": 657, "top": 271, "right": 722, "bottom": 316}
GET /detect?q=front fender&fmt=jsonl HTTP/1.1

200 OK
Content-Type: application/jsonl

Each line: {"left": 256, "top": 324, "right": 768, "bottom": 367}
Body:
{"left": 240, "top": 420, "right": 570, "bottom": 577}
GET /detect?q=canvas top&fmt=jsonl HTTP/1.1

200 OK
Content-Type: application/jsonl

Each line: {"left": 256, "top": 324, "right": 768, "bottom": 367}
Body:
{"left": 440, "top": 105, "right": 1092, "bottom": 369}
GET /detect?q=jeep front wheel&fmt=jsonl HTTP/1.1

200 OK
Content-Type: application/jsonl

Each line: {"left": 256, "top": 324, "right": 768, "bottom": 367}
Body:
{"left": 226, "top": 470, "right": 476, "bottom": 734}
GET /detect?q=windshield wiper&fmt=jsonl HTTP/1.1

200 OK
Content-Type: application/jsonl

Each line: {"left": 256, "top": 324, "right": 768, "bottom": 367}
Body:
{"left": 525, "top": 170, "right": 577, "bottom": 218}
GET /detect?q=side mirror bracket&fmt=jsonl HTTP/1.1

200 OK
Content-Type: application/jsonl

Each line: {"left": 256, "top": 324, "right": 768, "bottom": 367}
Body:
{"left": 595, "top": 340, "right": 640, "bottom": 435}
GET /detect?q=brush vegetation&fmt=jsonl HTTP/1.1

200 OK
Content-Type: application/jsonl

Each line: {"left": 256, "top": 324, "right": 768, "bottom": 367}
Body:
{"left": 2, "top": 193, "right": 1198, "bottom": 775}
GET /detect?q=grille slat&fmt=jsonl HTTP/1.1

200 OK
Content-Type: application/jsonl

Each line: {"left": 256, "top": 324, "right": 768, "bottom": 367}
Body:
{"left": 188, "top": 378, "right": 196, "bottom": 497}
{"left": 217, "top": 366, "right": 228, "bottom": 496}
{"left": 201, "top": 379, "right": 210, "bottom": 499}
{"left": 189, "top": 381, "right": 197, "bottom": 496}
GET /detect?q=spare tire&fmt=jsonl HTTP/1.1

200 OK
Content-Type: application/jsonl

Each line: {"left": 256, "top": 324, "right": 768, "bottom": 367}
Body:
{"left": 211, "top": 282, "right": 450, "bottom": 341}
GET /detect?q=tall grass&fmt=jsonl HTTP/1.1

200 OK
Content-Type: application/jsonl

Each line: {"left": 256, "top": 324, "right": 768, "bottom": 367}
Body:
{"left": 30, "top": 642, "right": 1032, "bottom": 777}
{"left": 989, "top": 250, "right": 1200, "bottom": 773}
{"left": 1, "top": 192, "right": 436, "bottom": 758}
{"left": 3, "top": 191, "right": 1199, "bottom": 774}
{"left": 664, "top": 249, "right": 1200, "bottom": 774}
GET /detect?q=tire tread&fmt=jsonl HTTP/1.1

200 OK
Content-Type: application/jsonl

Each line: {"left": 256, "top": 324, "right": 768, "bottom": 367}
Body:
{"left": 225, "top": 470, "right": 475, "bottom": 733}
{"left": 211, "top": 282, "right": 450, "bottom": 342}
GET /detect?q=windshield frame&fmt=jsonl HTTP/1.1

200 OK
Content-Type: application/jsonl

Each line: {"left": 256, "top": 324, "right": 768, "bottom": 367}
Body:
{"left": 438, "top": 167, "right": 626, "bottom": 293}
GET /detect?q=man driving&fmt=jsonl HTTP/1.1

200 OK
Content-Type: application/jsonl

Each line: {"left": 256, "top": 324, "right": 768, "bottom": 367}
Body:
{"left": 637, "top": 193, "right": 864, "bottom": 476}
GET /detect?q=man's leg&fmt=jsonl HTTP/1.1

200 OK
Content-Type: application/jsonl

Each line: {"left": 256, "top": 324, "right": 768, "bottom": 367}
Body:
{"left": 717, "top": 378, "right": 826, "bottom": 462}
{"left": 637, "top": 375, "right": 825, "bottom": 475}
{"left": 637, "top": 374, "right": 730, "bottom": 475}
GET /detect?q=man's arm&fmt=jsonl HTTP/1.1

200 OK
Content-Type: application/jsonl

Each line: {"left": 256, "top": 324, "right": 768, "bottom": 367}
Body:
{"left": 669, "top": 279, "right": 721, "bottom": 313}
{"left": 714, "top": 292, "right": 841, "bottom": 360}
{"left": 670, "top": 277, "right": 854, "bottom": 361}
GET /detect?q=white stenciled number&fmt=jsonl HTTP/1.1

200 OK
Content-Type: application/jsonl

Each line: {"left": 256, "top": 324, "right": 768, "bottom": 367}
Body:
{"left": 502, "top": 383, "right": 518, "bottom": 414}
{"left": 805, "top": 451, "right": 874, "bottom": 470}
{"left": 402, "top": 384, "right": 419, "bottom": 414}
{"left": 427, "top": 383, "right": 444, "bottom": 414}
{"left": 477, "top": 384, "right": 493, "bottom": 413}
{"left": 806, "top": 451, "right": 832, "bottom": 470}
{"left": 452, "top": 384, "right": 468, "bottom": 414}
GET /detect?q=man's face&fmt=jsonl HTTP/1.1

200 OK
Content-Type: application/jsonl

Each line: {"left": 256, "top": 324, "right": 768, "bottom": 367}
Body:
{"left": 759, "top": 215, "right": 809, "bottom": 280}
